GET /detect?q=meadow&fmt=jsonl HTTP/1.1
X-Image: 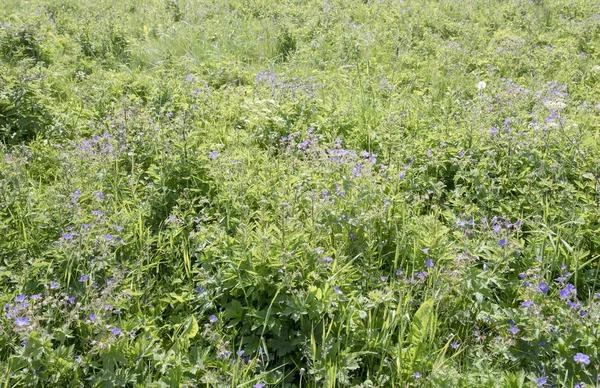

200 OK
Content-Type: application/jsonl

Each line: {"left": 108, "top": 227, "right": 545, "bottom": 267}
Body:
{"left": 1, "top": 0, "right": 600, "bottom": 386}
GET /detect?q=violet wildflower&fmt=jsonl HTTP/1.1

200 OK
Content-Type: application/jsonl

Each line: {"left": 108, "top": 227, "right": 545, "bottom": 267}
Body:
{"left": 89, "top": 314, "right": 97, "bottom": 321}
{"left": 323, "top": 256, "right": 333, "bottom": 263}
{"left": 399, "top": 171, "right": 405, "bottom": 180}
{"left": 103, "top": 234, "right": 113, "bottom": 241}
{"left": 62, "top": 233, "right": 74, "bottom": 240}
{"left": 209, "top": 315, "right": 218, "bottom": 323}
{"left": 14, "top": 294, "right": 27, "bottom": 303}
{"left": 314, "top": 248, "right": 324, "bottom": 254}
{"left": 111, "top": 327, "right": 122, "bottom": 336}
{"left": 209, "top": 151, "right": 219, "bottom": 160}
{"left": 21, "top": 340, "right": 28, "bottom": 346}
{"left": 498, "top": 239, "right": 508, "bottom": 247}
{"left": 425, "top": 259, "right": 434, "bottom": 268}
{"left": 49, "top": 282, "right": 59, "bottom": 289}
{"left": 413, "top": 372, "right": 422, "bottom": 379}
{"left": 254, "top": 383, "right": 266, "bottom": 388}
{"left": 380, "top": 276, "right": 388, "bottom": 282}
{"left": 521, "top": 300, "right": 534, "bottom": 307}
{"left": 508, "top": 327, "right": 520, "bottom": 334}
{"left": 450, "top": 341, "right": 460, "bottom": 349}
{"left": 539, "top": 282, "right": 548, "bottom": 295}
{"left": 67, "top": 297, "right": 75, "bottom": 304}
{"left": 30, "top": 294, "right": 42, "bottom": 300}
{"left": 333, "top": 286, "right": 343, "bottom": 295}
{"left": 422, "top": 248, "right": 430, "bottom": 254}
{"left": 573, "top": 352, "right": 590, "bottom": 365}
{"left": 534, "top": 376, "right": 547, "bottom": 386}
{"left": 14, "top": 317, "right": 29, "bottom": 327}
{"left": 78, "top": 275, "right": 88, "bottom": 282}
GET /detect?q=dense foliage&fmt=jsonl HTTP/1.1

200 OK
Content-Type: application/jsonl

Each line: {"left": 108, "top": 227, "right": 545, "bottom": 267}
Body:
{"left": 1, "top": 0, "right": 599, "bottom": 386}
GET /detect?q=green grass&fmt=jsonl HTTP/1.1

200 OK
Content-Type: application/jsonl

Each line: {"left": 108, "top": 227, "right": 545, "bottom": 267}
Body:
{"left": 1, "top": 0, "right": 599, "bottom": 386}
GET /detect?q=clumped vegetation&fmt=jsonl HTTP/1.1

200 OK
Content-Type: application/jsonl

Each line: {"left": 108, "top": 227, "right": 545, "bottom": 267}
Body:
{"left": 1, "top": 0, "right": 599, "bottom": 386}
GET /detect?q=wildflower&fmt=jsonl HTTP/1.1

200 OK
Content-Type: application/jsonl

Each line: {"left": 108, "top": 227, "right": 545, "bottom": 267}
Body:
{"left": 62, "top": 233, "right": 74, "bottom": 240}
{"left": 195, "top": 287, "right": 206, "bottom": 293}
{"left": 413, "top": 372, "right": 422, "bottom": 379}
{"left": 538, "top": 282, "right": 549, "bottom": 295}
{"left": 521, "top": 300, "right": 534, "bottom": 307}
{"left": 78, "top": 275, "right": 89, "bottom": 282}
{"left": 425, "top": 259, "right": 434, "bottom": 268}
{"left": 237, "top": 350, "right": 245, "bottom": 356}
{"left": 82, "top": 224, "right": 90, "bottom": 229}
{"left": 573, "top": 353, "right": 590, "bottom": 365}
{"left": 111, "top": 327, "right": 122, "bottom": 336}
{"left": 49, "top": 282, "right": 59, "bottom": 289}
{"left": 422, "top": 248, "right": 430, "bottom": 254}
{"left": 333, "top": 286, "right": 343, "bottom": 295}
{"left": 67, "top": 297, "right": 75, "bottom": 304}
{"left": 450, "top": 341, "right": 460, "bottom": 349}
{"left": 115, "top": 225, "right": 124, "bottom": 231}
{"left": 14, "top": 294, "right": 27, "bottom": 303}
{"left": 209, "top": 315, "right": 218, "bottom": 323}
{"left": 30, "top": 294, "right": 42, "bottom": 300}
{"left": 254, "top": 383, "right": 266, "bottom": 388}
{"left": 399, "top": 171, "right": 405, "bottom": 180}
{"left": 102, "top": 305, "right": 112, "bottom": 310}
{"left": 321, "top": 190, "right": 328, "bottom": 197}
{"left": 508, "top": 327, "right": 520, "bottom": 334}
{"left": 209, "top": 151, "right": 219, "bottom": 160}
{"left": 534, "top": 376, "right": 547, "bottom": 386}
{"left": 348, "top": 232, "right": 356, "bottom": 239}
{"left": 15, "top": 317, "right": 29, "bottom": 327}
{"left": 103, "top": 234, "right": 113, "bottom": 241}
{"left": 559, "top": 283, "right": 576, "bottom": 299}
{"left": 555, "top": 277, "right": 567, "bottom": 283}
{"left": 498, "top": 239, "right": 508, "bottom": 247}
{"left": 477, "top": 81, "right": 487, "bottom": 90}
{"left": 416, "top": 271, "right": 428, "bottom": 279}
{"left": 323, "top": 256, "right": 333, "bottom": 263}
{"left": 21, "top": 341, "right": 28, "bottom": 346}
{"left": 535, "top": 257, "right": 542, "bottom": 262}
{"left": 574, "top": 383, "right": 583, "bottom": 388}
{"left": 91, "top": 210, "right": 103, "bottom": 216}
{"left": 580, "top": 310, "right": 587, "bottom": 317}
{"left": 314, "top": 248, "right": 324, "bottom": 254}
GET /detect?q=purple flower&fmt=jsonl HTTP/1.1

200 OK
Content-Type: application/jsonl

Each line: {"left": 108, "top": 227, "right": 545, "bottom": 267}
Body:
{"left": 559, "top": 283, "right": 576, "bottom": 299}
{"left": 416, "top": 271, "right": 428, "bottom": 279}
{"left": 399, "top": 171, "right": 406, "bottom": 180}
{"left": 573, "top": 352, "right": 590, "bottom": 365}
{"left": 508, "top": 327, "right": 520, "bottom": 334}
{"left": 538, "top": 282, "right": 549, "bottom": 295}
{"left": 49, "top": 282, "right": 59, "bottom": 289}
{"left": 521, "top": 300, "right": 534, "bottom": 307}
{"left": 425, "top": 259, "right": 434, "bottom": 268}
{"left": 422, "top": 248, "right": 430, "bottom": 254}
{"left": 14, "top": 294, "right": 27, "bottom": 303}
{"left": 254, "top": 383, "right": 266, "bottom": 388}
{"left": 323, "top": 256, "right": 333, "bottom": 263}
{"left": 236, "top": 350, "right": 245, "bottom": 356}
{"left": 103, "top": 235, "right": 113, "bottom": 241}
{"left": 450, "top": 341, "right": 460, "bottom": 349}
{"left": 314, "top": 248, "right": 324, "bottom": 254}
{"left": 498, "top": 239, "right": 508, "bottom": 247}
{"left": 380, "top": 276, "right": 388, "bottom": 282}
{"left": 14, "top": 317, "right": 29, "bottom": 327}
{"left": 21, "top": 340, "right": 28, "bottom": 346}
{"left": 580, "top": 310, "right": 587, "bottom": 317}
{"left": 555, "top": 277, "right": 567, "bottom": 283}
{"left": 209, "top": 315, "right": 218, "bottom": 323}
{"left": 333, "top": 286, "right": 343, "bottom": 295}
{"left": 413, "top": 372, "right": 422, "bottom": 379}
{"left": 102, "top": 305, "right": 113, "bottom": 310}
{"left": 111, "top": 327, "right": 121, "bottom": 336}
{"left": 78, "top": 275, "right": 88, "bottom": 282}
{"left": 91, "top": 210, "right": 103, "bottom": 216}
{"left": 67, "top": 297, "right": 75, "bottom": 304}
{"left": 535, "top": 376, "right": 547, "bottom": 386}
{"left": 62, "top": 233, "right": 74, "bottom": 240}
{"left": 82, "top": 223, "right": 90, "bottom": 229}
{"left": 115, "top": 225, "right": 124, "bottom": 231}
{"left": 348, "top": 232, "right": 356, "bottom": 240}
{"left": 30, "top": 294, "right": 42, "bottom": 300}
{"left": 89, "top": 314, "right": 97, "bottom": 321}
{"left": 209, "top": 150, "right": 219, "bottom": 160}
{"left": 574, "top": 383, "right": 583, "bottom": 388}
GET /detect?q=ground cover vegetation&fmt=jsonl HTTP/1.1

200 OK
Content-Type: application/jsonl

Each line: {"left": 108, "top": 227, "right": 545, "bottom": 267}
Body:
{"left": 1, "top": 0, "right": 600, "bottom": 386}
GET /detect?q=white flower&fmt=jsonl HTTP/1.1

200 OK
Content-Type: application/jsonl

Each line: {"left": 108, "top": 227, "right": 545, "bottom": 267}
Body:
{"left": 477, "top": 81, "right": 487, "bottom": 90}
{"left": 542, "top": 100, "right": 567, "bottom": 111}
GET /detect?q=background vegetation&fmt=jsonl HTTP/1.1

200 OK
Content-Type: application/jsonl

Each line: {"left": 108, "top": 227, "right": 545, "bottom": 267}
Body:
{"left": 1, "top": 0, "right": 599, "bottom": 386}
